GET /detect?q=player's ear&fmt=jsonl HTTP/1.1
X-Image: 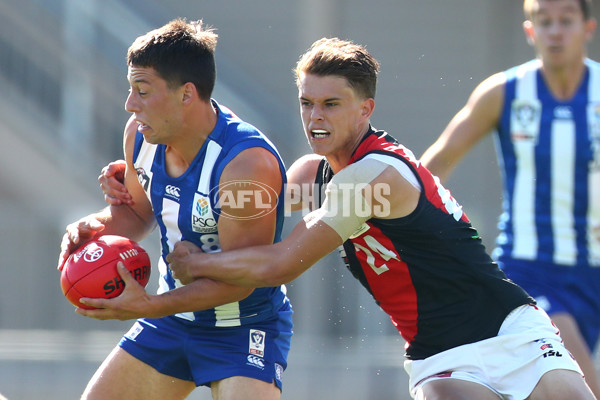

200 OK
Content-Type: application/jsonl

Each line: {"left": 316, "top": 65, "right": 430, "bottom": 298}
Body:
{"left": 523, "top": 20, "right": 535, "bottom": 46}
{"left": 360, "top": 98, "right": 375, "bottom": 122}
{"left": 585, "top": 17, "right": 597, "bottom": 42}
{"left": 181, "top": 82, "right": 197, "bottom": 104}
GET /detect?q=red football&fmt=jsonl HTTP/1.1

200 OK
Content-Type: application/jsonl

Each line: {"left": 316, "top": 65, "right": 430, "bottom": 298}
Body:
{"left": 61, "top": 235, "right": 151, "bottom": 309}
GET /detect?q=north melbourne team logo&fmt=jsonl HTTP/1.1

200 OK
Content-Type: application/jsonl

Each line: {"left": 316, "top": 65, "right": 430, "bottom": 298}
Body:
{"left": 136, "top": 168, "right": 150, "bottom": 192}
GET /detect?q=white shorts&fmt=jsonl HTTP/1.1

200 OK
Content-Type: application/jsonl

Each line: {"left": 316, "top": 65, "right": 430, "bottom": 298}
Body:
{"left": 404, "top": 304, "right": 583, "bottom": 399}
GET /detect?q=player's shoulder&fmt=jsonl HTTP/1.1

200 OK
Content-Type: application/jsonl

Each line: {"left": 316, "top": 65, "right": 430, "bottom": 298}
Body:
{"left": 335, "top": 157, "right": 402, "bottom": 186}
{"left": 122, "top": 115, "right": 140, "bottom": 161}
{"left": 124, "top": 114, "right": 138, "bottom": 136}
{"left": 464, "top": 71, "right": 507, "bottom": 116}
{"left": 291, "top": 154, "right": 324, "bottom": 168}
{"left": 217, "top": 102, "right": 263, "bottom": 139}
{"left": 585, "top": 57, "right": 600, "bottom": 73}
{"left": 287, "top": 154, "right": 325, "bottom": 186}
{"left": 220, "top": 146, "right": 283, "bottom": 188}
{"left": 230, "top": 146, "right": 280, "bottom": 170}
{"left": 474, "top": 71, "right": 507, "bottom": 98}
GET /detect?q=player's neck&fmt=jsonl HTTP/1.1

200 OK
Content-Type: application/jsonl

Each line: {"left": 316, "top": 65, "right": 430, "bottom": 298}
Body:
{"left": 540, "top": 60, "right": 587, "bottom": 101}
{"left": 326, "top": 124, "right": 370, "bottom": 173}
{"left": 164, "top": 102, "right": 218, "bottom": 177}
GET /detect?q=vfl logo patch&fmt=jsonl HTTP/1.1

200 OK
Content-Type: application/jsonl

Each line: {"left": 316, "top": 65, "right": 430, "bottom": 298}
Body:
{"left": 510, "top": 99, "right": 541, "bottom": 143}
{"left": 249, "top": 329, "right": 266, "bottom": 357}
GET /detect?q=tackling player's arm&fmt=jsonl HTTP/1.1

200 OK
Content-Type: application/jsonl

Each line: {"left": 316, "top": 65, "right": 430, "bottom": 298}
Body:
{"left": 98, "top": 159, "right": 132, "bottom": 206}
{"left": 100, "top": 115, "right": 156, "bottom": 240}
{"left": 420, "top": 72, "right": 505, "bottom": 183}
{"left": 58, "top": 116, "right": 156, "bottom": 269}
{"left": 169, "top": 158, "right": 419, "bottom": 288}
{"left": 285, "top": 154, "right": 324, "bottom": 213}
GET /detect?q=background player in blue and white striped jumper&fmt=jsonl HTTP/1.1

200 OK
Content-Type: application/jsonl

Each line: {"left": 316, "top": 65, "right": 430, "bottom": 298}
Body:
{"left": 57, "top": 19, "right": 292, "bottom": 400}
{"left": 421, "top": 0, "right": 600, "bottom": 396}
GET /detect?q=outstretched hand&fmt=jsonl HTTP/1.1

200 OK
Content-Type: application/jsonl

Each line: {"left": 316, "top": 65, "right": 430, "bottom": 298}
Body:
{"left": 98, "top": 160, "right": 133, "bottom": 206}
{"left": 166, "top": 241, "right": 202, "bottom": 285}
{"left": 75, "top": 262, "right": 154, "bottom": 320}
{"left": 57, "top": 216, "right": 105, "bottom": 270}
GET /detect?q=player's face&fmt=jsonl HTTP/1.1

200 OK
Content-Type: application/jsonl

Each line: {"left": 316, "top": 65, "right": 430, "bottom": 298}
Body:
{"left": 525, "top": 0, "right": 595, "bottom": 69}
{"left": 298, "top": 73, "right": 371, "bottom": 169}
{"left": 125, "top": 65, "right": 184, "bottom": 144}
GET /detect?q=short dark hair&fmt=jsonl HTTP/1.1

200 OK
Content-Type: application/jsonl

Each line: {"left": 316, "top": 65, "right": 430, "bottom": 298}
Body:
{"left": 295, "top": 37, "right": 380, "bottom": 100}
{"left": 127, "top": 18, "right": 218, "bottom": 101}
{"left": 524, "top": 0, "right": 592, "bottom": 20}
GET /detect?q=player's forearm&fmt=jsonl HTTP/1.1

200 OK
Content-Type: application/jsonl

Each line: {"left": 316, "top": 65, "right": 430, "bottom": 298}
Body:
{"left": 420, "top": 145, "right": 457, "bottom": 183}
{"left": 93, "top": 205, "right": 155, "bottom": 242}
{"left": 191, "top": 244, "right": 296, "bottom": 288}
{"left": 153, "top": 279, "right": 254, "bottom": 316}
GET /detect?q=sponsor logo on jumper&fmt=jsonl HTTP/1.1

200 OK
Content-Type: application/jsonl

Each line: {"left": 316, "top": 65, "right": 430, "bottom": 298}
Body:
{"left": 554, "top": 106, "right": 572, "bottom": 119}
{"left": 191, "top": 193, "right": 217, "bottom": 233}
{"left": 165, "top": 185, "right": 180, "bottom": 200}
